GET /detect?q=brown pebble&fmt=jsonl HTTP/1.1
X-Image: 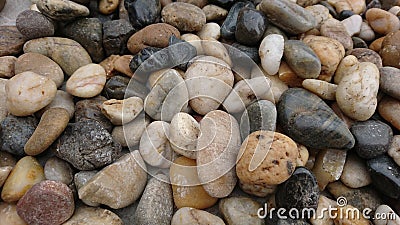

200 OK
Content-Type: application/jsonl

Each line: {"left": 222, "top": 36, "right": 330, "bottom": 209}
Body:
{"left": 369, "top": 36, "right": 385, "bottom": 52}
{"left": 378, "top": 95, "right": 400, "bottom": 130}
{"left": 0, "top": 26, "right": 25, "bottom": 57}
{"left": 161, "top": 2, "right": 206, "bottom": 32}
{"left": 99, "top": 0, "right": 120, "bottom": 14}
{"left": 380, "top": 30, "right": 400, "bottom": 68}
{"left": 100, "top": 55, "right": 120, "bottom": 79}
{"left": 348, "top": 48, "right": 383, "bottom": 68}
{"left": 278, "top": 62, "right": 304, "bottom": 87}
{"left": 0, "top": 56, "right": 16, "bottom": 78}
{"left": 366, "top": 8, "right": 400, "bottom": 35}
{"left": 114, "top": 55, "right": 134, "bottom": 77}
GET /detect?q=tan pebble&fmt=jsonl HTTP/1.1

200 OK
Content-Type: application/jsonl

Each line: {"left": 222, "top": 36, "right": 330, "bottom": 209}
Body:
{"left": 63, "top": 205, "right": 123, "bottom": 225}
{"left": 113, "top": 55, "right": 134, "bottom": 77}
{"left": 296, "top": 143, "right": 310, "bottom": 167}
{"left": 171, "top": 207, "right": 225, "bottom": 225}
{"left": 327, "top": 0, "right": 352, "bottom": 13}
{"left": 378, "top": 95, "right": 400, "bottom": 131}
{"left": 202, "top": 4, "right": 228, "bottom": 22}
{"left": 388, "top": 135, "right": 400, "bottom": 167}
{"left": 170, "top": 157, "right": 218, "bottom": 209}
{"left": 177, "top": 0, "right": 208, "bottom": 8}
{"left": 112, "top": 113, "right": 150, "bottom": 147}
{"left": 0, "top": 79, "right": 8, "bottom": 122}
{"left": 358, "top": 21, "right": 375, "bottom": 42}
{"left": 334, "top": 55, "right": 359, "bottom": 84}
{"left": 302, "top": 79, "right": 337, "bottom": 100}
{"left": 181, "top": 33, "right": 204, "bottom": 55}
{"left": 348, "top": 0, "right": 366, "bottom": 14}
{"left": 380, "top": 30, "right": 400, "bottom": 69}
{"left": 278, "top": 62, "right": 304, "bottom": 87}
{"left": 334, "top": 205, "right": 371, "bottom": 225}
{"left": 312, "top": 149, "right": 347, "bottom": 190}
{"left": 36, "top": 0, "right": 90, "bottom": 21}
{"left": 251, "top": 67, "right": 288, "bottom": 103}
{"left": 369, "top": 36, "right": 385, "bottom": 52}
{"left": 1, "top": 156, "right": 45, "bottom": 202}
{"left": 147, "top": 69, "right": 169, "bottom": 88}
{"left": 366, "top": 8, "right": 400, "bottom": 35}
{"left": 0, "top": 202, "right": 27, "bottom": 225}
{"left": 6, "top": 71, "right": 57, "bottom": 117}
{"left": 219, "top": 197, "right": 263, "bottom": 225}
{"left": 161, "top": 2, "right": 206, "bottom": 32}
{"left": 309, "top": 195, "right": 336, "bottom": 225}
{"left": 0, "top": 166, "right": 12, "bottom": 188}
{"left": 340, "top": 153, "right": 372, "bottom": 188}
{"left": 320, "top": 18, "right": 353, "bottom": 50}
{"left": 100, "top": 55, "right": 120, "bottom": 79}
{"left": 201, "top": 38, "right": 232, "bottom": 66}
{"left": 99, "top": 0, "right": 120, "bottom": 15}
{"left": 197, "top": 22, "right": 221, "bottom": 40}
{"left": 24, "top": 108, "right": 70, "bottom": 156}
{"left": 305, "top": 5, "right": 330, "bottom": 29}
{"left": 389, "top": 6, "right": 400, "bottom": 16}
{"left": 101, "top": 97, "right": 143, "bottom": 125}
{"left": 66, "top": 63, "right": 106, "bottom": 98}
{"left": 374, "top": 205, "right": 400, "bottom": 225}
{"left": 0, "top": 56, "right": 16, "bottom": 78}
{"left": 169, "top": 112, "right": 200, "bottom": 159}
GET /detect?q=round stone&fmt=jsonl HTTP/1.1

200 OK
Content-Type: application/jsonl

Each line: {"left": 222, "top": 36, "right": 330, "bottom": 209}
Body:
{"left": 66, "top": 63, "right": 106, "bottom": 98}
{"left": 367, "top": 155, "right": 400, "bottom": 199}
{"left": 221, "top": 1, "right": 254, "bottom": 40}
{"left": 259, "top": 34, "right": 284, "bottom": 75}
{"left": 320, "top": 18, "right": 353, "bottom": 50}
{"left": 169, "top": 112, "right": 200, "bottom": 159}
{"left": 203, "top": 4, "right": 228, "bottom": 21}
{"left": 380, "top": 67, "right": 400, "bottom": 100}
{"left": 378, "top": 96, "right": 400, "bottom": 132}
{"left": 99, "top": 0, "right": 120, "bottom": 15}
{"left": 16, "top": 10, "right": 54, "bottom": 40}
{"left": 161, "top": 2, "right": 206, "bottom": 32}
{"left": 348, "top": 48, "right": 382, "bottom": 68}
{"left": 44, "top": 157, "right": 73, "bottom": 185}
{"left": 101, "top": 97, "right": 143, "bottom": 125}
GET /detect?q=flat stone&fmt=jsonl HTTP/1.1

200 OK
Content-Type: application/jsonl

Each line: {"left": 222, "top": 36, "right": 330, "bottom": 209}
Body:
{"left": 219, "top": 197, "right": 264, "bottom": 225}
{"left": 63, "top": 206, "right": 123, "bottom": 225}
{"left": 36, "top": 0, "right": 89, "bottom": 21}
{"left": 124, "top": 0, "right": 161, "bottom": 29}
{"left": 284, "top": 40, "right": 321, "bottom": 79}
{"left": 103, "top": 19, "right": 135, "bottom": 56}
{"left": 161, "top": 2, "right": 206, "bottom": 32}
{"left": 0, "top": 26, "right": 25, "bottom": 57}
{"left": 380, "top": 66, "right": 400, "bottom": 100}
{"left": 367, "top": 155, "right": 400, "bottom": 199}
{"left": 16, "top": 10, "right": 54, "bottom": 40}
{"left": 340, "top": 153, "right": 372, "bottom": 188}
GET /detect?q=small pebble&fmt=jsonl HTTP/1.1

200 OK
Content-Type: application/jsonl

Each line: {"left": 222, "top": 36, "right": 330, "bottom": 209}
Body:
{"left": 388, "top": 135, "right": 400, "bottom": 167}
{"left": 340, "top": 153, "right": 372, "bottom": 188}
{"left": 74, "top": 170, "right": 99, "bottom": 207}
{"left": 203, "top": 4, "right": 228, "bottom": 21}
{"left": 124, "top": 0, "right": 161, "bottom": 29}
{"left": 374, "top": 205, "right": 400, "bottom": 225}
{"left": 380, "top": 66, "right": 400, "bottom": 100}
{"left": 312, "top": 149, "right": 346, "bottom": 190}
{"left": 75, "top": 97, "right": 113, "bottom": 132}
{"left": 366, "top": 8, "right": 400, "bottom": 35}
{"left": 112, "top": 113, "right": 150, "bottom": 147}
{"left": 348, "top": 48, "right": 383, "bottom": 68}
{"left": 284, "top": 40, "right": 321, "bottom": 79}
{"left": 99, "top": 0, "right": 120, "bottom": 15}
{"left": 0, "top": 26, "right": 25, "bottom": 57}
{"left": 66, "top": 63, "right": 106, "bottom": 98}
{"left": 367, "top": 155, "right": 400, "bottom": 199}
{"left": 341, "top": 14, "right": 362, "bottom": 36}
{"left": 103, "top": 19, "right": 135, "bottom": 56}
{"left": 36, "top": 0, "right": 89, "bottom": 21}
{"left": 101, "top": 97, "right": 143, "bottom": 125}
{"left": 381, "top": 30, "right": 400, "bottom": 69}
{"left": 114, "top": 55, "right": 134, "bottom": 77}
{"left": 197, "top": 22, "right": 221, "bottom": 40}
{"left": 16, "top": 10, "right": 54, "bottom": 40}
{"left": 333, "top": 55, "right": 359, "bottom": 84}
{"left": 41, "top": 90, "right": 75, "bottom": 119}
{"left": 161, "top": 2, "right": 206, "bottom": 32}
{"left": 0, "top": 56, "right": 16, "bottom": 78}
{"left": 63, "top": 206, "right": 123, "bottom": 225}
{"left": 369, "top": 36, "right": 385, "bottom": 52}
{"left": 235, "top": 8, "right": 267, "bottom": 46}
{"left": 169, "top": 112, "right": 200, "bottom": 159}
{"left": 0, "top": 202, "right": 27, "bottom": 225}
{"left": 220, "top": 1, "right": 254, "bottom": 40}
{"left": 320, "top": 18, "right": 353, "bottom": 50}
{"left": 219, "top": 197, "right": 264, "bottom": 225}
{"left": 44, "top": 157, "right": 73, "bottom": 185}
{"left": 171, "top": 207, "right": 225, "bottom": 225}
{"left": 357, "top": 21, "right": 375, "bottom": 42}
{"left": 259, "top": 34, "right": 284, "bottom": 75}
{"left": 302, "top": 79, "right": 337, "bottom": 100}
{"left": 379, "top": 96, "right": 400, "bottom": 131}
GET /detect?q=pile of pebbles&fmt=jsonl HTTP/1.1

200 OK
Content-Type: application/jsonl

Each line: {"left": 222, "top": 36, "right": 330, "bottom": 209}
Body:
{"left": 1, "top": 0, "right": 400, "bottom": 224}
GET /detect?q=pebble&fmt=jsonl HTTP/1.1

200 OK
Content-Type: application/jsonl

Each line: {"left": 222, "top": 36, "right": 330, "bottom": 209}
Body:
{"left": 197, "top": 110, "right": 240, "bottom": 198}
{"left": 75, "top": 97, "right": 113, "bottom": 132}
{"left": 139, "top": 121, "right": 175, "bottom": 168}
{"left": 333, "top": 205, "right": 371, "bottom": 225}
{"left": 23, "top": 37, "right": 92, "bottom": 76}
{"left": 103, "top": 19, "right": 135, "bottom": 56}
{"left": 197, "top": 22, "right": 221, "bottom": 40}
{"left": 144, "top": 69, "right": 188, "bottom": 121}
{"left": 309, "top": 195, "right": 336, "bottom": 225}
{"left": 367, "top": 155, "right": 400, "bottom": 199}
{"left": 16, "top": 180, "right": 74, "bottom": 225}
{"left": 259, "top": 0, "right": 317, "bottom": 34}
{"left": 351, "top": 120, "right": 393, "bottom": 159}
{"left": 380, "top": 67, "right": 400, "bottom": 100}
{"left": 134, "top": 174, "right": 173, "bottom": 225}
{"left": 63, "top": 206, "right": 123, "bottom": 225}
{"left": 275, "top": 167, "right": 319, "bottom": 218}
{"left": 312, "top": 149, "right": 346, "bottom": 190}
{"left": 370, "top": 36, "right": 385, "bottom": 52}
{"left": 100, "top": 55, "right": 119, "bottom": 78}
{"left": 0, "top": 115, "right": 37, "bottom": 156}
{"left": 0, "top": 56, "right": 16, "bottom": 78}
{"left": 73, "top": 170, "right": 99, "bottom": 207}
{"left": 25, "top": 108, "right": 70, "bottom": 156}
{"left": 352, "top": 37, "right": 368, "bottom": 49}
{"left": 305, "top": 4, "right": 330, "bottom": 29}
{"left": 36, "top": 0, "right": 89, "bottom": 21}
{"left": 125, "top": 0, "right": 161, "bottom": 29}
{"left": 169, "top": 112, "right": 200, "bottom": 159}
{"left": 15, "top": 52, "right": 64, "bottom": 88}
{"left": 348, "top": 48, "right": 383, "bottom": 68}
{"left": 63, "top": 18, "right": 104, "bottom": 63}
{"left": 172, "top": 207, "right": 225, "bottom": 225}
{"left": 284, "top": 40, "right": 321, "bottom": 79}
{"left": 389, "top": 135, "right": 400, "bottom": 167}
{"left": 185, "top": 56, "right": 234, "bottom": 115}
{"left": 278, "top": 62, "right": 305, "bottom": 87}
{"left": 127, "top": 23, "right": 180, "bottom": 55}
{"left": 252, "top": 68, "right": 288, "bottom": 102}
{"left": 79, "top": 151, "right": 147, "bottom": 209}
{"left": 320, "top": 18, "right": 353, "bottom": 50}
{"left": 278, "top": 88, "right": 355, "bottom": 149}
{"left": 55, "top": 119, "right": 122, "bottom": 170}
{"left": 101, "top": 97, "right": 143, "bottom": 125}
{"left": 170, "top": 156, "right": 218, "bottom": 209}
{"left": 341, "top": 14, "right": 362, "bottom": 36}
{"left": 40, "top": 91, "right": 74, "bottom": 119}
{"left": 161, "top": 2, "right": 206, "bottom": 32}
{"left": 381, "top": 30, "right": 400, "bottom": 69}
{"left": 1, "top": 156, "right": 45, "bottom": 202}
{"left": 240, "top": 100, "right": 277, "bottom": 140}
{"left": 302, "top": 79, "right": 337, "bottom": 100}
{"left": 219, "top": 197, "right": 264, "bottom": 225}
{"left": 203, "top": 4, "right": 228, "bottom": 21}
{"left": 259, "top": 34, "right": 284, "bottom": 75}
{"left": 0, "top": 26, "right": 25, "bottom": 57}
{"left": 374, "top": 205, "right": 400, "bottom": 225}
{"left": 16, "top": 10, "right": 54, "bottom": 40}
{"left": 0, "top": 202, "right": 27, "bottom": 225}
{"left": 201, "top": 38, "right": 232, "bottom": 65}
{"left": 104, "top": 75, "right": 149, "bottom": 100}
{"left": 66, "top": 63, "right": 106, "bottom": 98}
{"left": 379, "top": 96, "right": 400, "bottom": 130}
{"left": 389, "top": 5, "right": 400, "bottom": 15}
{"left": 112, "top": 113, "right": 150, "bottom": 147}
{"left": 230, "top": 42, "right": 261, "bottom": 69}
{"left": 99, "top": 0, "right": 119, "bottom": 15}
{"left": 358, "top": 21, "right": 375, "bottom": 42}
{"left": 235, "top": 8, "right": 267, "bottom": 46}
{"left": 220, "top": 1, "right": 254, "bottom": 40}
{"left": 237, "top": 131, "right": 298, "bottom": 187}
{"left": 44, "top": 157, "right": 73, "bottom": 185}
{"left": 114, "top": 55, "right": 134, "bottom": 77}
{"left": 366, "top": 8, "right": 400, "bottom": 35}
{"left": 340, "top": 153, "right": 372, "bottom": 188}
{"left": 333, "top": 55, "right": 359, "bottom": 84}
{"left": 0, "top": 79, "right": 7, "bottom": 122}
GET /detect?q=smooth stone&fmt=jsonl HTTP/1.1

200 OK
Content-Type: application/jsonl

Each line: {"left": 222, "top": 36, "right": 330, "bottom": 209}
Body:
{"left": 54, "top": 119, "right": 122, "bottom": 170}
{"left": 240, "top": 100, "right": 277, "bottom": 140}
{"left": 0, "top": 115, "right": 38, "bottom": 156}
{"left": 171, "top": 207, "right": 225, "bottom": 225}
{"left": 16, "top": 10, "right": 54, "bottom": 40}
{"left": 170, "top": 156, "right": 218, "bottom": 209}
{"left": 63, "top": 206, "right": 123, "bottom": 225}
{"left": 44, "top": 157, "right": 73, "bottom": 185}
{"left": 89, "top": 0, "right": 118, "bottom": 23}
{"left": 333, "top": 205, "right": 371, "bottom": 225}
{"left": 169, "top": 112, "right": 200, "bottom": 159}
{"left": 112, "top": 113, "right": 150, "bottom": 147}
{"left": 220, "top": 1, "right": 254, "bottom": 40}
{"left": 348, "top": 48, "right": 382, "bottom": 68}
{"left": 203, "top": 4, "right": 228, "bottom": 21}
{"left": 201, "top": 38, "right": 232, "bottom": 65}
{"left": 236, "top": 131, "right": 298, "bottom": 186}
{"left": 16, "top": 180, "right": 74, "bottom": 225}
{"left": 24, "top": 108, "right": 70, "bottom": 156}
{"left": 23, "top": 37, "right": 92, "bottom": 76}
{"left": 103, "top": 19, "right": 135, "bottom": 56}
{"left": 99, "top": 0, "right": 120, "bottom": 14}
{"left": 41, "top": 90, "right": 74, "bottom": 119}
{"left": 0, "top": 56, "right": 16, "bottom": 78}
{"left": 101, "top": 97, "right": 143, "bottom": 125}
{"left": 381, "top": 30, "right": 400, "bottom": 69}
{"left": 125, "top": 0, "right": 161, "bottom": 29}
{"left": 134, "top": 174, "right": 173, "bottom": 225}
{"left": 320, "top": 18, "right": 353, "bottom": 50}
{"left": 73, "top": 170, "right": 99, "bottom": 207}
{"left": 129, "top": 46, "right": 161, "bottom": 74}
{"left": 352, "top": 37, "right": 368, "bottom": 48}
{"left": 219, "top": 197, "right": 264, "bottom": 225}
{"left": 66, "top": 63, "right": 106, "bottom": 98}
{"left": 333, "top": 55, "right": 359, "bottom": 84}
{"left": 278, "top": 88, "right": 355, "bottom": 149}
{"left": 78, "top": 151, "right": 147, "bottom": 209}
{"left": 139, "top": 121, "right": 175, "bottom": 168}
{"left": 104, "top": 75, "right": 149, "bottom": 100}
{"left": 278, "top": 62, "right": 304, "bottom": 87}
{"left": 284, "top": 40, "right": 321, "bottom": 79}
{"left": 235, "top": 8, "right": 267, "bottom": 46}
{"left": 198, "top": 22, "right": 221, "bottom": 40}
{"left": 167, "top": 34, "right": 197, "bottom": 70}
{"left": 302, "top": 79, "right": 337, "bottom": 101}
{"left": 305, "top": 4, "right": 330, "bottom": 29}
{"left": 379, "top": 96, "right": 400, "bottom": 130}
{"left": 374, "top": 205, "right": 400, "bottom": 225}
{"left": 367, "top": 155, "right": 400, "bottom": 199}
{"left": 251, "top": 68, "right": 288, "bottom": 103}
{"left": 0, "top": 166, "right": 12, "bottom": 188}
{"left": 238, "top": 182, "right": 277, "bottom": 197}
{"left": 338, "top": 9, "right": 354, "bottom": 20}
{"left": 114, "top": 55, "right": 134, "bottom": 77}
{"left": 208, "top": 0, "right": 236, "bottom": 8}
{"left": 341, "top": 14, "right": 362, "bottom": 36}
{"left": 350, "top": 120, "right": 393, "bottom": 159}
{"left": 161, "top": 2, "right": 206, "bottom": 32}
{"left": 0, "top": 26, "right": 25, "bottom": 57}
{"left": 0, "top": 152, "right": 17, "bottom": 169}
{"left": 389, "top": 135, "right": 400, "bottom": 167}
{"left": 340, "top": 153, "right": 372, "bottom": 188}
{"left": 127, "top": 23, "right": 180, "bottom": 55}
{"left": 275, "top": 167, "right": 319, "bottom": 218}
{"left": 366, "top": 8, "right": 400, "bottom": 35}
{"left": 197, "top": 110, "right": 240, "bottom": 198}
{"left": 0, "top": 202, "right": 27, "bottom": 225}
{"left": 75, "top": 97, "right": 113, "bottom": 132}
{"left": 230, "top": 42, "right": 260, "bottom": 65}
{"left": 336, "top": 62, "right": 380, "bottom": 121}
{"left": 309, "top": 195, "right": 336, "bottom": 225}
{"left": 177, "top": 0, "right": 207, "bottom": 7}
{"left": 259, "top": 34, "right": 284, "bottom": 75}
{"left": 15, "top": 52, "right": 64, "bottom": 87}
{"left": 185, "top": 56, "right": 234, "bottom": 115}
{"left": 1, "top": 156, "right": 45, "bottom": 202}
{"left": 36, "top": 0, "right": 89, "bottom": 21}
{"left": 259, "top": 0, "right": 317, "bottom": 34}
{"left": 312, "top": 149, "right": 346, "bottom": 190}
{"left": 380, "top": 67, "right": 400, "bottom": 100}
{"left": 63, "top": 18, "right": 104, "bottom": 63}
{"left": 358, "top": 21, "right": 375, "bottom": 42}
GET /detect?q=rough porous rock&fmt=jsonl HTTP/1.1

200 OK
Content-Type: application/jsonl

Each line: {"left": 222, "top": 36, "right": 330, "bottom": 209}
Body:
{"left": 63, "top": 206, "right": 123, "bottom": 225}
{"left": 161, "top": 2, "right": 206, "bottom": 32}
{"left": 219, "top": 197, "right": 264, "bottom": 225}
{"left": 171, "top": 207, "right": 225, "bottom": 225}
{"left": 36, "top": 0, "right": 90, "bottom": 21}
{"left": 66, "top": 63, "right": 106, "bottom": 98}
{"left": 0, "top": 26, "right": 25, "bottom": 57}
{"left": 284, "top": 40, "right": 321, "bottom": 79}
{"left": 124, "top": 0, "right": 161, "bottom": 29}
{"left": 16, "top": 10, "right": 54, "bottom": 40}
{"left": 103, "top": 19, "right": 135, "bottom": 56}
{"left": 16, "top": 180, "right": 74, "bottom": 225}
{"left": 54, "top": 119, "right": 122, "bottom": 170}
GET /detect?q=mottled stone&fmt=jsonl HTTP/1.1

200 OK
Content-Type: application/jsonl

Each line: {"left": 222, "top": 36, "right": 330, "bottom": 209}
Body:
{"left": 63, "top": 206, "right": 123, "bottom": 225}
{"left": 0, "top": 202, "right": 27, "bottom": 225}
{"left": 16, "top": 10, "right": 54, "bottom": 40}
{"left": 312, "top": 149, "right": 347, "bottom": 190}
{"left": 284, "top": 40, "right": 321, "bottom": 79}
{"left": 103, "top": 19, "right": 135, "bottom": 56}
{"left": 125, "top": 0, "right": 161, "bottom": 29}
{"left": 75, "top": 97, "right": 113, "bottom": 132}
{"left": 235, "top": 8, "right": 267, "bottom": 46}
{"left": 348, "top": 48, "right": 382, "bottom": 68}
{"left": 203, "top": 4, "right": 228, "bottom": 21}
{"left": 380, "top": 30, "right": 400, "bottom": 69}
{"left": 366, "top": 8, "right": 400, "bottom": 35}
{"left": 219, "top": 197, "right": 264, "bottom": 225}
{"left": 44, "top": 157, "right": 73, "bottom": 185}
{"left": 380, "top": 67, "right": 400, "bottom": 100}
{"left": 0, "top": 26, "right": 25, "bottom": 57}
{"left": 36, "top": 0, "right": 89, "bottom": 21}
{"left": 340, "top": 153, "right": 372, "bottom": 188}
{"left": 240, "top": 100, "right": 276, "bottom": 140}
{"left": 0, "top": 56, "right": 16, "bottom": 78}
{"left": 171, "top": 207, "right": 225, "bottom": 225}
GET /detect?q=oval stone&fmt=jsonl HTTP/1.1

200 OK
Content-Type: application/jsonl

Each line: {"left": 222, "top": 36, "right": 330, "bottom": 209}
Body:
{"left": 284, "top": 40, "right": 321, "bottom": 79}
{"left": 66, "top": 63, "right": 106, "bottom": 98}
{"left": 220, "top": 1, "right": 254, "bottom": 40}
{"left": 169, "top": 112, "right": 200, "bottom": 159}
{"left": 36, "top": 0, "right": 89, "bottom": 21}
{"left": 161, "top": 2, "right": 206, "bottom": 32}
{"left": 380, "top": 66, "right": 400, "bottom": 100}
{"left": 259, "top": 34, "right": 284, "bottom": 75}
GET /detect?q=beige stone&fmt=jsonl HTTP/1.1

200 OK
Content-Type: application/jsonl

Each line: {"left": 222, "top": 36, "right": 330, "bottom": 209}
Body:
{"left": 0, "top": 202, "right": 27, "bottom": 225}
{"left": 101, "top": 97, "right": 143, "bottom": 125}
{"left": 340, "top": 153, "right": 372, "bottom": 188}
{"left": 0, "top": 56, "right": 16, "bottom": 78}
{"left": 312, "top": 149, "right": 347, "bottom": 190}
{"left": 66, "top": 63, "right": 106, "bottom": 98}
{"left": 302, "top": 79, "right": 337, "bottom": 100}
{"left": 171, "top": 207, "right": 225, "bottom": 225}
{"left": 99, "top": 0, "right": 120, "bottom": 15}
{"left": 169, "top": 112, "right": 200, "bottom": 159}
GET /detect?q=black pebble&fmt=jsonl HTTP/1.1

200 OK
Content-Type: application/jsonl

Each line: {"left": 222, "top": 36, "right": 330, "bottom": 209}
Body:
{"left": 367, "top": 155, "right": 400, "bottom": 199}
